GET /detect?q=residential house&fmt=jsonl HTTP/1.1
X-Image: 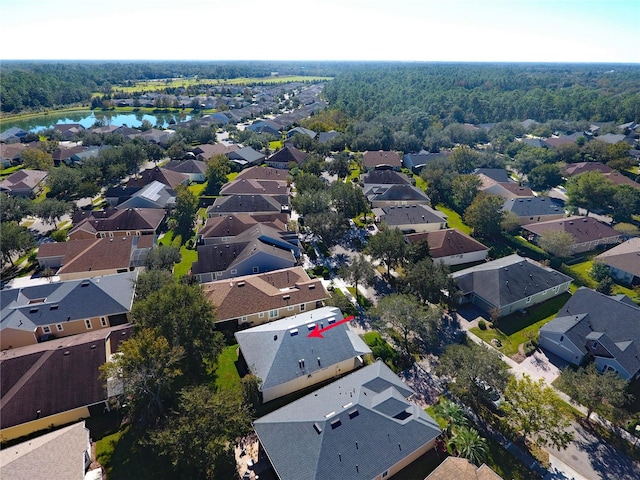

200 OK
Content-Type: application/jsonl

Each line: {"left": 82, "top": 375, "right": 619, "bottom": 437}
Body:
{"left": 564, "top": 162, "right": 613, "bottom": 177}
{"left": 202, "top": 266, "right": 328, "bottom": 329}
{"left": 126, "top": 166, "right": 189, "bottom": 190}
{"left": 0, "top": 142, "right": 30, "bottom": 167}
{"left": 52, "top": 124, "right": 85, "bottom": 140}
{"left": 0, "top": 271, "right": 137, "bottom": 350}
{"left": 595, "top": 238, "right": 640, "bottom": 285}
{"left": 522, "top": 216, "right": 621, "bottom": 254}
{"left": 286, "top": 126, "right": 316, "bottom": 140}
{"left": 374, "top": 204, "right": 447, "bottom": 233}
{"left": 69, "top": 146, "right": 103, "bottom": 166}
{"left": 0, "top": 169, "right": 47, "bottom": 197}
{"left": 191, "top": 224, "right": 299, "bottom": 283}
{"left": 361, "top": 169, "right": 413, "bottom": 188}
{"left": 0, "top": 127, "right": 28, "bottom": 144}
{"left": 220, "top": 178, "right": 290, "bottom": 197}
{"left": 363, "top": 150, "right": 403, "bottom": 171}
{"left": 266, "top": 146, "right": 309, "bottom": 169}
{"left": 36, "top": 236, "right": 154, "bottom": 280}
{"left": 68, "top": 207, "right": 165, "bottom": 241}
{"left": 164, "top": 158, "right": 208, "bottom": 183}
{"left": 426, "top": 457, "right": 503, "bottom": 480}
{"left": 0, "top": 421, "right": 92, "bottom": 480}
{"left": 405, "top": 229, "right": 489, "bottom": 266}
{"left": 318, "top": 130, "right": 340, "bottom": 144}
{"left": 472, "top": 168, "right": 512, "bottom": 183}
{"left": 104, "top": 186, "right": 143, "bottom": 207}
{"left": 206, "top": 194, "right": 289, "bottom": 218}
{"left": 452, "top": 254, "right": 572, "bottom": 318}
{"left": 51, "top": 144, "right": 88, "bottom": 167}
{"left": 253, "top": 360, "right": 441, "bottom": 479}
{"left": 502, "top": 197, "right": 565, "bottom": 225}
{"left": 247, "top": 119, "right": 281, "bottom": 136}
{"left": 226, "top": 146, "right": 266, "bottom": 167}
{"left": 236, "top": 306, "right": 370, "bottom": 402}
{"left": 539, "top": 288, "right": 640, "bottom": 380}
{"left": 235, "top": 166, "right": 290, "bottom": 182}
{"left": 191, "top": 143, "right": 239, "bottom": 161}
{"left": 197, "top": 213, "right": 288, "bottom": 245}
{"left": 402, "top": 150, "right": 451, "bottom": 173}
{"left": 0, "top": 325, "right": 133, "bottom": 442}
{"left": 475, "top": 171, "right": 533, "bottom": 199}
{"left": 543, "top": 133, "right": 583, "bottom": 150}
{"left": 366, "top": 184, "right": 431, "bottom": 208}
{"left": 597, "top": 133, "right": 627, "bottom": 145}
{"left": 116, "top": 181, "right": 177, "bottom": 210}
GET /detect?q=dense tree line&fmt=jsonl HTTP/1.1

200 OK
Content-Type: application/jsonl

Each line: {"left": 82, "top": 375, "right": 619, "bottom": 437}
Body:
{"left": 323, "top": 63, "right": 640, "bottom": 126}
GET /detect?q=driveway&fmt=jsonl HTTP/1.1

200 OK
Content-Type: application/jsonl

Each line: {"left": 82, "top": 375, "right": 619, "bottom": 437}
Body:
{"left": 547, "top": 422, "right": 640, "bottom": 480}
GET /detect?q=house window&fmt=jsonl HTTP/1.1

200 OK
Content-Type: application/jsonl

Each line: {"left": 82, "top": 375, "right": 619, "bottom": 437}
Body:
{"left": 56, "top": 324, "right": 64, "bottom": 332}
{"left": 100, "top": 233, "right": 106, "bottom": 238}
{"left": 288, "top": 306, "right": 294, "bottom": 311}
{"left": 241, "top": 316, "right": 247, "bottom": 322}
{"left": 100, "top": 317, "right": 108, "bottom": 327}
{"left": 259, "top": 312, "right": 265, "bottom": 318}
{"left": 269, "top": 309, "right": 278, "bottom": 318}
{"left": 136, "top": 231, "right": 141, "bottom": 236}
{"left": 553, "top": 286, "right": 559, "bottom": 293}
{"left": 230, "top": 269, "right": 237, "bottom": 275}
{"left": 85, "top": 319, "right": 93, "bottom": 330}
{"left": 109, "top": 232, "right": 114, "bottom": 238}
{"left": 253, "top": 266, "right": 259, "bottom": 273}
{"left": 300, "top": 304, "right": 306, "bottom": 312}
{"left": 383, "top": 471, "right": 389, "bottom": 478}
{"left": 126, "top": 231, "right": 131, "bottom": 236}
{"left": 43, "top": 325, "right": 51, "bottom": 334}
{"left": 526, "top": 296, "right": 532, "bottom": 303}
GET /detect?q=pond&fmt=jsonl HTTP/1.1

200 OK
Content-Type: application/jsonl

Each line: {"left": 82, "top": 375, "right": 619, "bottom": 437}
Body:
{"left": 0, "top": 110, "right": 193, "bottom": 133}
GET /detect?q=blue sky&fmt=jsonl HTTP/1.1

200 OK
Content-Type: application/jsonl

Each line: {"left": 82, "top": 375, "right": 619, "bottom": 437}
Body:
{"left": 1, "top": 0, "right": 638, "bottom": 63}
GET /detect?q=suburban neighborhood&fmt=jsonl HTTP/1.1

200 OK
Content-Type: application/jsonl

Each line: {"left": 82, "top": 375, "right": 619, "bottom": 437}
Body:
{"left": 1, "top": 61, "right": 640, "bottom": 480}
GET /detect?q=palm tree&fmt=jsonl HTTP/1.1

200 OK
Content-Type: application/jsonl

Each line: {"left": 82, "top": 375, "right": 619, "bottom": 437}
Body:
{"left": 433, "top": 398, "right": 468, "bottom": 438}
{"left": 448, "top": 426, "right": 488, "bottom": 466}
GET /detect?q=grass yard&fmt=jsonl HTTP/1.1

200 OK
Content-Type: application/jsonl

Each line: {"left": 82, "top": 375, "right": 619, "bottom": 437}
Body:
{"left": 436, "top": 205, "right": 471, "bottom": 234}
{"left": 470, "top": 293, "right": 571, "bottom": 358}
{"left": 565, "top": 258, "right": 640, "bottom": 303}
{"left": 187, "top": 182, "right": 207, "bottom": 196}
{"left": 173, "top": 244, "right": 197, "bottom": 278}
{"left": 213, "top": 344, "right": 242, "bottom": 393}
{"left": 96, "top": 426, "right": 165, "bottom": 480}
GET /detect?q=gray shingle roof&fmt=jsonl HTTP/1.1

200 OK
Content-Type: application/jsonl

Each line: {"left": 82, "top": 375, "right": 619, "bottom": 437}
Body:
{"left": 0, "top": 271, "right": 137, "bottom": 333}
{"left": 540, "top": 288, "right": 640, "bottom": 376}
{"left": 452, "top": 254, "right": 572, "bottom": 308}
{"left": 235, "top": 307, "right": 370, "bottom": 390}
{"left": 502, "top": 197, "right": 564, "bottom": 217}
{"left": 253, "top": 361, "right": 441, "bottom": 480}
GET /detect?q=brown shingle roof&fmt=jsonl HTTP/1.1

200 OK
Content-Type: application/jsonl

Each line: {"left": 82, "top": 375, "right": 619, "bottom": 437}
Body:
{"left": 202, "top": 266, "right": 328, "bottom": 321}
{"left": 37, "top": 237, "right": 140, "bottom": 275}
{"left": 126, "top": 167, "right": 188, "bottom": 189}
{"left": 363, "top": 150, "right": 402, "bottom": 169}
{"left": 596, "top": 238, "right": 640, "bottom": 278}
{"left": 198, "top": 214, "right": 287, "bottom": 240}
{"left": 220, "top": 178, "right": 289, "bottom": 196}
{"left": 522, "top": 216, "right": 620, "bottom": 245}
{"left": 406, "top": 229, "right": 489, "bottom": 258}
{"left": 0, "top": 328, "right": 126, "bottom": 429}
{"left": 236, "top": 166, "right": 290, "bottom": 181}
{"left": 426, "top": 457, "right": 503, "bottom": 480}
{"left": 68, "top": 208, "right": 166, "bottom": 237}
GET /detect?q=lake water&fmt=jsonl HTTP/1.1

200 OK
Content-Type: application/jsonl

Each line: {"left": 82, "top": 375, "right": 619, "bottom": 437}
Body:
{"left": 0, "top": 110, "right": 193, "bottom": 133}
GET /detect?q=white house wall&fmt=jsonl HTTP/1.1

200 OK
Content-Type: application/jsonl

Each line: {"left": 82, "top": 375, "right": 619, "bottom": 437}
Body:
{"left": 539, "top": 331, "right": 585, "bottom": 365}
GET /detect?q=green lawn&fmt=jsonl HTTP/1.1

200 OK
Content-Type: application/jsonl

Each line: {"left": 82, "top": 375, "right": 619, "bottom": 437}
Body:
{"left": 470, "top": 293, "right": 571, "bottom": 358}
{"left": 213, "top": 344, "right": 241, "bottom": 393}
{"left": 96, "top": 426, "right": 165, "bottom": 480}
{"left": 436, "top": 205, "right": 471, "bottom": 234}
{"left": 566, "top": 258, "right": 640, "bottom": 303}
{"left": 187, "top": 182, "right": 207, "bottom": 196}
{"left": 173, "top": 245, "right": 197, "bottom": 278}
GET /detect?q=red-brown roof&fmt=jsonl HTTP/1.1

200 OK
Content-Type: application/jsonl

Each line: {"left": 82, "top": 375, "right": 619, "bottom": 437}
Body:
{"left": 202, "top": 266, "right": 328, "bottom": 321}
{"left": 363, "top": 150, "right": 402, "bottom": 169}
{"left": 406, "top": 228, "right": 489, "bottom": 258}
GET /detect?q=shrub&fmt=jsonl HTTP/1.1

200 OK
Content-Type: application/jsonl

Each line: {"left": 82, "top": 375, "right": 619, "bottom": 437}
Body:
{"left": 478, "top": 320, "right": 487, "bottom": 330}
